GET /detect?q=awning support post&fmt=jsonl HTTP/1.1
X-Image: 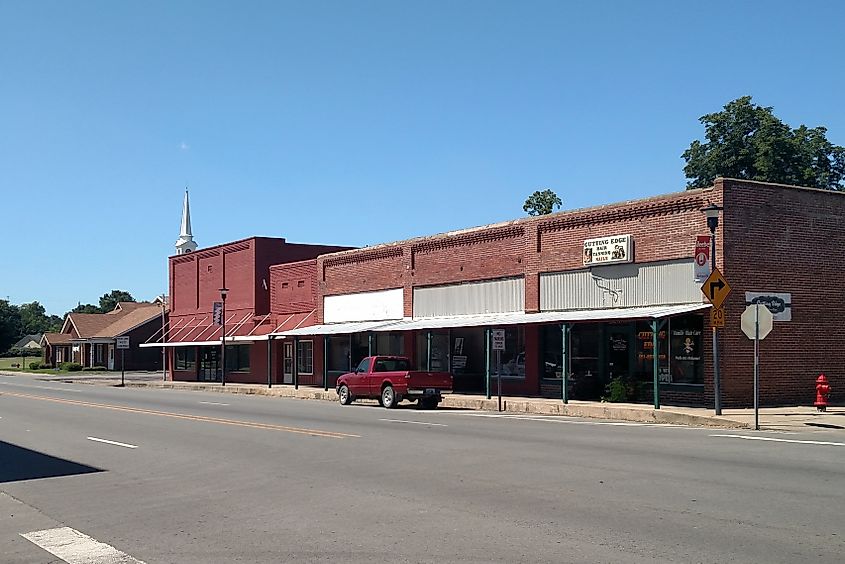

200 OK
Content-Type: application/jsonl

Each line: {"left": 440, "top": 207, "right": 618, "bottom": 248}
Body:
{"left": 426, "top": 330, "right": 432, "bottom": 371}
{"left": 485, "top": 327, "right": 491, "bottom": 400}
{"left": 561, "top": 323, "right": 571, "bottom": 404}
{"left": 368, "top": 332, "right": 374, "bottom": 357}
{"left": 293, "top": 336, "right": 299, "bottom": 390}
{"left": 323, "top": 335, "right": 329, "bottom": 391}
{"left": 267, "top": 336, "right": 273, "bottom": 388}
{"left": 650, "top": 319, "right": 667, "bottom": 409}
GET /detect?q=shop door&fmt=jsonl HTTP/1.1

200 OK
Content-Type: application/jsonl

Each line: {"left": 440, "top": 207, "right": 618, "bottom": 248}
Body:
{"left": 199, "top": 347, "right": 220, "bottom": 381}
{"left": 108, "top": 346, "right": 114, "bottom": 371}
{"left": 607, "top": 326, "right": 634, "bottom": 382}
{"left": 283, "top": 342, "right": 294, "bottom": 384}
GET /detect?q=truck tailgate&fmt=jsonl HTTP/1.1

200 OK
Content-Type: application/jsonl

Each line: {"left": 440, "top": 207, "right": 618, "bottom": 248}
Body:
{"left": 406, "top": 371, "right": 452, "bottom": 390}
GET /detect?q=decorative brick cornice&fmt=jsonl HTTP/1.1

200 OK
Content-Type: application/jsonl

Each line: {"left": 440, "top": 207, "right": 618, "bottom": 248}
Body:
{"left": 538, "top": 195, "right": 705, "bottom": 233}
{"left": 323, "top": 246, "right": 403, "bottom": 268}
{"left": 412, "top": 226, "right": 525, "bottom": 254}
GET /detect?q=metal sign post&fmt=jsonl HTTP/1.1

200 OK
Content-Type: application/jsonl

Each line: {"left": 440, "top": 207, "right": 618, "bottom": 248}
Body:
{"left": 492, "top": 329, "right": 505, "bottom": 412}
{"left": 116, "top": 336, "right": 130, "bottom": 387}
{"left": 741, "top": 304, "right": 773, "bottom": 430}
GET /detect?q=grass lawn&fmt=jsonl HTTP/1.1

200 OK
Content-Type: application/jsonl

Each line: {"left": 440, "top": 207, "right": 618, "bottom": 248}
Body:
{"left": 0, "top": 356, "right": 42, "bottom": 370}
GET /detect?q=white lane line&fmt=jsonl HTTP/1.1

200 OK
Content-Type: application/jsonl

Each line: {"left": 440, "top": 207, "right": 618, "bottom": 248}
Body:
{"left": 711, "top": 434, "right": 845, "bottom": 447}
{"left": 460, "top": 413, "right": 667, "bottom": 427}
{"left": 87, "top": 436, "right": 138, "bottom": 449}
{"left": 0, "top": 381, "right": 83, "bottom": 393}
{"left": 199, "top": 401, "right": 229, "bottom": 406}
{"left": 379, "top": 418, "right": 448, "bottom": 427}
{"left": 21, "top": 526, "right": 147, "bottom": 564}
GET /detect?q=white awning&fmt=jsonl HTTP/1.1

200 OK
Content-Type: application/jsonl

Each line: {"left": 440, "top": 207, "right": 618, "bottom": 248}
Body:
{"left": 377, "top": 303, "right": 710, "bottom": 331}
{"left": 275, "top": 320, "right": 403, "bottom": 338}
{"left": 275, "top": 303, "right": 709, "bottom": 337}
{"left": 139, "top": 339, "right": 256, "bottom": 348}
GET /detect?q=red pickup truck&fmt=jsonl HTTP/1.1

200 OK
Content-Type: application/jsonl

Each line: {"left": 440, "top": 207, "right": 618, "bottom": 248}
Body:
{"left": 336, "top": 356, "right": 452, "bottom": 409}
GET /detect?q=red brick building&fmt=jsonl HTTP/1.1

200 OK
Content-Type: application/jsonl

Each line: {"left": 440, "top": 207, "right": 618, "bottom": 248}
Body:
{"left": 277, "top": 178, "right": 844, "bottom": 408}
{"left": 154, "top": 179, "right": 844, "bottom": 408}
{"left": 148, "top": 237, "right": 351, "bottom": 384}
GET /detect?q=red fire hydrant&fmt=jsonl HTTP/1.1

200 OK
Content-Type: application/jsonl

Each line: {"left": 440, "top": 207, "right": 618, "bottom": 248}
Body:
{"left": 815, "top": 374, "right": 831, "bottom": 412}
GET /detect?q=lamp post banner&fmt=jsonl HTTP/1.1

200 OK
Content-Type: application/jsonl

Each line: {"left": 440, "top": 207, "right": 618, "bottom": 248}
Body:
{"left": 694, "top": 235, "right": 711, "bottom": 282}
{"left": 212, "top": 302, "right": 223, "bottom": 325}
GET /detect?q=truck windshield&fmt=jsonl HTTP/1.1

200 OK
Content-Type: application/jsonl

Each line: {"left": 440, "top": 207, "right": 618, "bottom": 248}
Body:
{"left": 374, "top": 358, "right": 410, "bottom": 372}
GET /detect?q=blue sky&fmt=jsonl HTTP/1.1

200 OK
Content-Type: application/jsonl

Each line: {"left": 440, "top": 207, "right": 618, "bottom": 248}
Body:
{"left": 2, "top": 1, "right": 844, "bottom": 315}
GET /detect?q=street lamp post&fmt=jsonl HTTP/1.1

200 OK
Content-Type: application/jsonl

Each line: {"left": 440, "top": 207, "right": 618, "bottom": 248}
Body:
{"left": 220, "top": 287, "right": 229, "bottom": 386}
{"left": 159, "top": 294, "right": 167, "bottom": 381}
{"left": 701, "top": 203, "right": 723, "bottom": 415}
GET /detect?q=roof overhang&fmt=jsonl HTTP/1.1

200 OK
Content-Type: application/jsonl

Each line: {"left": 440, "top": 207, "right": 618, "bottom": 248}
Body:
{"left": 275, "top": 303, "right": 710, "bottom": 337}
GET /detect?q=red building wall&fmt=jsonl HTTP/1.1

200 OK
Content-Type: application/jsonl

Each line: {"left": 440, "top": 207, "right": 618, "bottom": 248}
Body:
{"left": 721, "top": 179, "right": 845, "bottom": 406}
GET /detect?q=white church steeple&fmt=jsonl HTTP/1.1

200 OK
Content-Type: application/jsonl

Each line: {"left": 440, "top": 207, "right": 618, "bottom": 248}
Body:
{"left": 175, "top": 188, "right": 198, "bottom": 255}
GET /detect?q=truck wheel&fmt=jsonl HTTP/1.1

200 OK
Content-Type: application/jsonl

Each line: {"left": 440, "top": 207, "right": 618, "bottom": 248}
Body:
{"left": 338, "top": 384, "right": 352, "bottom": 405}
{"left": 381, "top": 385, "right": 397, "bottom": 409}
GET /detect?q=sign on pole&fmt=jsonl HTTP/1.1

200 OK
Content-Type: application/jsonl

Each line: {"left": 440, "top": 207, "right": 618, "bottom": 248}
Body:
{"left": 710, "top": 306, "right": 725, "bottom": 328}
{"left": 741, "top": 304, "right": 773, "bottom": 340}
{"left": 212, "top": 302, "right": 223, "bottom": 325}
{"left": 116, "top": 336, "right": 130, "bottom": 349}
{"left": 701, "top": 267, "right": 732, "bottom": 309}
{"left": 491, "top": 329, "right": 505, "bottom": 412}
{"left": 492, "top": 329, "right": 505, "bottom": 351}
{"left": 745, "top": 292, "right": 792, "bottom": 321}
{"left": 741, "top": 303, "right": 774, "bottom": 431}
{"left": 694, "top": 235, "right": 712, "bottom": 282}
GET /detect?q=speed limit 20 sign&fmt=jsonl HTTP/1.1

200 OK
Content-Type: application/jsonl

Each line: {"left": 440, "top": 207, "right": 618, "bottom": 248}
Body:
{"left": 711, "top": 306, "right": 725, "bottom": 328}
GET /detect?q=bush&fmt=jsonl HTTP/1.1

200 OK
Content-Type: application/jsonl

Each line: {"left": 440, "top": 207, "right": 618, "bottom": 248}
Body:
{"left": 38, "top": 362, "right": 52, "bottom": 369}
{"left": 59, "top": 362, "right": 83, "bottom": 372}
{"left": 28, "top": 362, "right": 41, "bottom": 370}
{"left": 83, "top": 366, "right": 108, "bottom": 372}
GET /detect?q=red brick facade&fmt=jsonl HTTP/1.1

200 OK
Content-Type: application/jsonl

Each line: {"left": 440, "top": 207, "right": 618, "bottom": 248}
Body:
{"left": 165, "top": 179, "right": 844, "bottom": 407}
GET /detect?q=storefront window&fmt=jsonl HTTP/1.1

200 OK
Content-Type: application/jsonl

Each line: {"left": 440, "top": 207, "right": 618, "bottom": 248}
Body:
{"left": 415, "top": 331, "right": 450, "bottom": 371}
{"left": 540, "top": 325, "right": 563, "bottom": 379}
{"left": 374, "top": 332, "right": 404, "bottom": 356}
{"left": 489, "top": 326, "right": 525, "bottom": 379}
{"left": 175, "top": 347, "right": 196, "bottom": 370}
{"left": 327, "top": 335, "right": 351, "bottom": 373}
{"left": 297, "top": 340, "right": 313, "bottom": 375}
{"left": 634, "top": 322, "right": 668, "bottom": 383}
{"left": 669, "top": 315, "right": 704, "bottom": 384}
{"left": 225, "top": 344, "right": 250, "bottom": 372}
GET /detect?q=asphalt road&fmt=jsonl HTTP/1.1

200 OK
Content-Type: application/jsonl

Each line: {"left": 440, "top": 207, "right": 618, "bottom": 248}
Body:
{"left": 0, "top": 372, "right": 843, "bottom": 563}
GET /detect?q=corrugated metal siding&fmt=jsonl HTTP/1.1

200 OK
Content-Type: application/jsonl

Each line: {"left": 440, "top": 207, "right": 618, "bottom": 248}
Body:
{"left": 413, "top": 277, "right": 525, "bottom": 318}
{"left": 540, "top": 260, "right": 700, "bottom": 311}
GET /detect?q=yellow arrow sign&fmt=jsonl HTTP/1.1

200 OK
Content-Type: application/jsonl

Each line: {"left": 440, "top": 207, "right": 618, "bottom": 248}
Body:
{"left": 701, "top": 267, "right": 732, "bottom": 309}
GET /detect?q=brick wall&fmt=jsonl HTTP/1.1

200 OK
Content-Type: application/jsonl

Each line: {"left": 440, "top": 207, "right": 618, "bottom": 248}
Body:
{"left": 270, "top": 260, "right": 318, "bottom": 314}
{"left": 722, "top": 178, "right": 845, "bottom": 406}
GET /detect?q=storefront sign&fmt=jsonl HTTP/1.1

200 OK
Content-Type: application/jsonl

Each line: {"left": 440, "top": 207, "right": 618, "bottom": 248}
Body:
{"left": 452, "top": 356, "right": 467, "bottom": 369}
{"left": 694, "top": 235, "right": 711, "bottom": 281}
{"left": 582, "top": 234, "right": 633, "bottom": 266}
{"left": 745, "top": 292, "right": 792, "bottom": 321}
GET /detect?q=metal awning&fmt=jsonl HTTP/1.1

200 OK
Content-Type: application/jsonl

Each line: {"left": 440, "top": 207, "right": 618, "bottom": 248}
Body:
{"left": 276, "top": 319, "right": 402, "bottom": 337}
{"left": 139, "top": 339, "right": 256, "bottom": 348}
{"left": 275, "top": 303, "right": 710, "bottom": 337}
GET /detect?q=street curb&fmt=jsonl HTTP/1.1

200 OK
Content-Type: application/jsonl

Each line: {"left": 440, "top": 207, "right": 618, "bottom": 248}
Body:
{"left": 121, "top": 380, "right": 749, "bottom": 429}
{"left": 0, "top": 370, "right": 749, "bottom": 429}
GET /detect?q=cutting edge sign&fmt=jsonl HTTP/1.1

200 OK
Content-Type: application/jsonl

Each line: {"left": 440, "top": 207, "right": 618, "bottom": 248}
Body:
{"left": 583, "top": 234, "right": 633, "bottom": 266}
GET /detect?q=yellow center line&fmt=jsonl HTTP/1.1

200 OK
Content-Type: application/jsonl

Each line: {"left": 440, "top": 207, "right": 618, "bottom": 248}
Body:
{"left": 1, "top": 391, "right": 359, "bottom": 439}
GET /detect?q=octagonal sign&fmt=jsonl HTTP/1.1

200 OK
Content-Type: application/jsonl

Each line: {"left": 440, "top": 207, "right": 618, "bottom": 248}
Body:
{"left": 741, "top": 304, "right": 773, "bottom": 340}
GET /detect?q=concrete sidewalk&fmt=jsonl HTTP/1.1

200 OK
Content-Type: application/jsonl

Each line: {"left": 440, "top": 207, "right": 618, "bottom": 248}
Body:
{"left": 4, "top": 369, "right": 843, "bottom": 431}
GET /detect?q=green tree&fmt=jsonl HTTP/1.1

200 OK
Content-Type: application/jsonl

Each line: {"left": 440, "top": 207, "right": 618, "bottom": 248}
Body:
{"left": 19, "top": 301, "right": 53, "bottom": 335}
{"left": 683, "top": 96, "right": 845, "bottom": 190}
{"left": 0, "top": 300, "right": 23, "bottom": 353}
{"left": 98, "top": 290, "right": 135, "bottom": 313}
{"left": 523, "top": 189, "right": 562, "bottom": 216}
{"left": 70, "top": 303, "right": 101, "bottom": 315}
